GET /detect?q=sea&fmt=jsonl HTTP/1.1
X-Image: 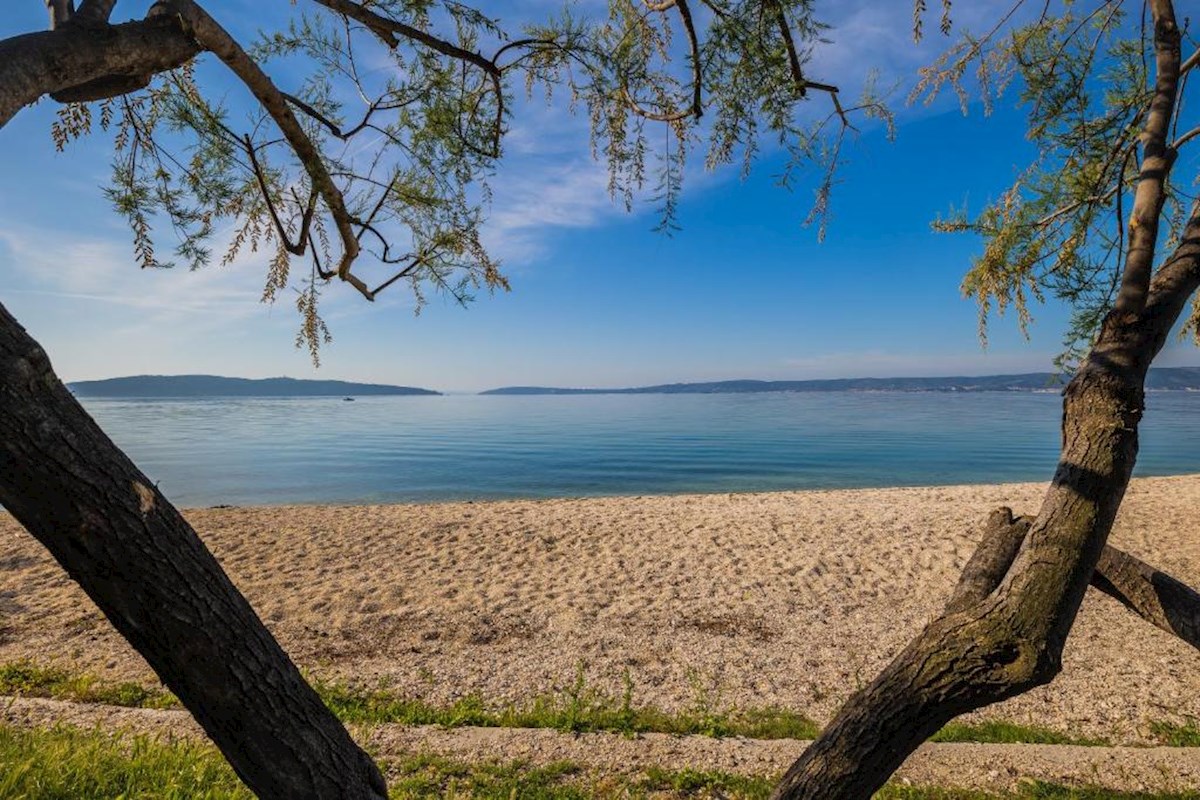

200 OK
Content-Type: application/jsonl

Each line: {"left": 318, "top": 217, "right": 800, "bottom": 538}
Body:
{"left": 79, "top": 391, "right": 1200, "bottom": 507}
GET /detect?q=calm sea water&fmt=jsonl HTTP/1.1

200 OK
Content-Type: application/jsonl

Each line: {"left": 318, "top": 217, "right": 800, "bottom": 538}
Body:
{"left": 79, "top": 392, "right": 1200, "bottom": 507}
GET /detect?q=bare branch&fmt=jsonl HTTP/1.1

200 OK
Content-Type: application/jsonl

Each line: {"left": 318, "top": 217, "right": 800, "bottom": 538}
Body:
{"left": 312, "top": 0, "right": 499, "bottom": 77}
{"left": 281, "top": 91, "right": 386, "bottom": 141}
{"left": 1182, "top": 46, "right": 1200, "bottom": 75}
{"left": 45, "top": 0, "right": 74, "bottom": 29}
{"left": 674, "top": 0, "right": 703, "bottom": 117}
{"left": 243, "top": 135, "right": 315, "bottom": 258}
{"left": 774, "top": 2, "right": 806, "bottom": 95}
{"left": 76, "top": 0, "right": 117, "bottom": 24}
{"left": 1, "top": 14, "right": 198, "bottom": 125}
{"left": 951, "top": 506, "right": 1200, "bottom": 651}
{"left": 1173, "top": 124, "right": 1200, "bottom": 150}
{"left": 944, "top": 507, "right": 1031, "bottom": 614}
{"left": 369, "top": 249, "right": 434, "bottom": 297}
{"left": 1094, "top": 545, "right": 1200, "bottom": 650}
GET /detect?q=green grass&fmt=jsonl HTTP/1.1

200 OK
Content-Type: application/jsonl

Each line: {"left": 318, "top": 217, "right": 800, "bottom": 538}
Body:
{"left": 0, "top": 660, "right": 819, "bottom": 740}
{"left": 0, "top": 661, "right": 176, "bottom": 709}
{"left": 313, "top": 671, "right": 821, "bottom": 739}
{"left": 0, "top": 724, "right": 252, "bottom": 799}
{"left": 1149, "top": 720, "right": 1200, "bottom": 747}
{"left": 876, "top": 787, "right": 1200, "bottom": 800}
{"left": 932, "top": 721, "right": 1108, "bottom": 746}
{"left": 1, "top": 660, "right": 1189, "bottom": 750}
{"left": 4, "top": 723, "right": 1200, "bottom": 799}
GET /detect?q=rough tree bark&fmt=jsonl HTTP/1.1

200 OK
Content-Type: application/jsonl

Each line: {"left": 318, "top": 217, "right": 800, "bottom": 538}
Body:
{"left": 0, "top": 10, "right": 386, "bottom": 800}
{"left": 0, "top": 301, "right": 388, "bottom": 798}
{"left": 771, "top": 7, "right": 1192, "bottom": 796}
{"left": 772, "top": 227, "right": 1200, "bottom": 800}
{"left": 0, "top": 13, "right": 200, "bottom": 120}
{"left": 959, "top": 508, "right": 1200, "bottom": 652}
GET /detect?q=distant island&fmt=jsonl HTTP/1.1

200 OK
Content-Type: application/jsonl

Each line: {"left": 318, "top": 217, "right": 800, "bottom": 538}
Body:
{"left": 482, "top": 367, "right": 1200, "bottom": 395}
{"left": 69, "top": 375, "right": 440, "bottom": 398}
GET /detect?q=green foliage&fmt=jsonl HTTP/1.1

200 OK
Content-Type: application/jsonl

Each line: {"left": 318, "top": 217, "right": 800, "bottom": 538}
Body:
{"left": 913, "top": 1, "right": 1194, "bottom": 369}
{"left": 0, "top": 661, "right": 177, "bottom": 709}
{"left": 932, "top": 720, "right": 1107, "bottom": 746}
{"left": 48, "top": 1, "right": 879, "bottom": 361}
{"left": 1149, "top": 719, "right": 1200, "bottom": 747}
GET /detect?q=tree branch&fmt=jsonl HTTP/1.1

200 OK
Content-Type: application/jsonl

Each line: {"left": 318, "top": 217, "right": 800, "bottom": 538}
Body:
{"left": 1113, "top": 0, "right": 1182, "bottom": 315}
{"left": 619, "top": 0, "right": 703, "bottom": 122}
{"left": 311, "top": 0, "right": 506, "bottom": 158}
{"left": 1094, "top": 545, "right": 1200, "bottom": 650}
{"left": 673, "top": 0, "right": 703, "bottom": 117}
{"left": 1173, "top": 124, "right": 1200, "bottom": 150}
{"left": 312, "top": 0, "right": 499, "bottom": 77}
{"left": 951, "top": 506, "right": 1200, "bottom": 651}
{"left": 944, "top": 507, "right": 1031, "bottom": 614}
{"left": 166, "top": 0, "right": 372, "bottom": 299}
{"left": 76, "top": 0, "right": 117, "bottom": 24}
{"left": 45, "top": 0, "right": 74, "bottom": 29}
{"left": 0, "top": 14, "right": 198, "bottom": 125}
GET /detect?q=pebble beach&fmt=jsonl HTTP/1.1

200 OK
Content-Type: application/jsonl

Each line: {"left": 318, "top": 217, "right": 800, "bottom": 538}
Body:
{"left": 3, "top": 476, "right": 1200, "bottom": 746}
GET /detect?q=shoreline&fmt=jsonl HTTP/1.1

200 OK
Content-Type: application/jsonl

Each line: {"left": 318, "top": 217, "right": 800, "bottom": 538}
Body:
{"left": 98, "top": 470, "right": 1200, "bottom": 511}
{"left": 4, "top": 475, "right": 1200, "bottom": 745}
{"left": 171, "top": 470, "right": 1200, "bottom": 510}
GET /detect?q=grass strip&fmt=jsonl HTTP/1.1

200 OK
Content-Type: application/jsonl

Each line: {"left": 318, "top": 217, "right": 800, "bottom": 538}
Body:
{"left": 4, "top": 723, "right": 1200, "bottom": 799}
{"left": 0, "top": 660, "right": 819, "bottom": 739}
{"left": 1149, "top": 721, "right": 1200, "bottom": 747}
{"left": 931, "top": 721, "right": 1108, "bottom": 746}
{"left": 0, "top": 661, "right": 175, "bottom": 709}
{"left": 0, "top": 660, "right": 1157, "bottom": 748}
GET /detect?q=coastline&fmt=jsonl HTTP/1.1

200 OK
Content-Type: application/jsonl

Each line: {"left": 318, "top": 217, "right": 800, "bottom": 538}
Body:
{"left": 4, "top": 475, "right": 1200, "bottom": 743}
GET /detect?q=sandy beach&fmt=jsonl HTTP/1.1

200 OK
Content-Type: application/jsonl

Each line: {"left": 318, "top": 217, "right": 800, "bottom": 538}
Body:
{"left": 3, "top": 476, "right": 1200, "bottom": 744}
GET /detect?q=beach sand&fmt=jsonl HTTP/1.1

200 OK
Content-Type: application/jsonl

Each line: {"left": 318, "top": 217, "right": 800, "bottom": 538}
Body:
{"left": 3, "top": 476, "right": 1200, "bottom": 743}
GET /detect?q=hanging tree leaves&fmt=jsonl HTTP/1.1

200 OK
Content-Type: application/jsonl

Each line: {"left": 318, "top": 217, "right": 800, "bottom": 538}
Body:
{"left": 46, "top": 0, "right": 889, "bottom": 360}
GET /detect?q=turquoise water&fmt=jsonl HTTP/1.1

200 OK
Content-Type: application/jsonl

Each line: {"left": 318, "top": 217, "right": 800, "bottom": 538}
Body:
{"left": 79, "top": 392, "right": 1200, "bottom": 507}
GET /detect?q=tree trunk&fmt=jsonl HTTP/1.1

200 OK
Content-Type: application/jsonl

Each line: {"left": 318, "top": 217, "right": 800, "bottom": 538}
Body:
{"left": 0, "top": 299, "right": 387, "bottom": 799}
{"left": 770, "top": 365, "right": 1143, "bottom": 799}
{"left": 0, "top": 15, "right": 200, "bottom": 124}
{"left": 771, "top": 10, "right": 1191, "bottom": 794}
{"left": 771, "top": 222, "right": 1200, "bottom": 799}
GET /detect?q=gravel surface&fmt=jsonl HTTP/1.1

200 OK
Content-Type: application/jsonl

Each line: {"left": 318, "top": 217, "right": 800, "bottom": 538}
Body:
{"left": 5, "top": 696, "right": 1200, "bottom": 793}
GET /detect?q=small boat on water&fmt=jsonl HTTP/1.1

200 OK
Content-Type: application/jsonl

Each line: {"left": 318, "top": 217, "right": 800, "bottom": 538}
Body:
{"left": 343, "top": 397, "right": 355, "bottom": 402}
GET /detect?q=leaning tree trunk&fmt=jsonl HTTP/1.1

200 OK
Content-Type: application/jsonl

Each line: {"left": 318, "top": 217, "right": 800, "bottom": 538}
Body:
{"left": 772, "top": 241, "right": 1200, "bottom": 799}
{"left": 0, "top": 300, "right": 387, "bottom": 798}
{"left": 0, "top": 12, "right": 386, "bottom": 798}
{"left": 770, "top": 8, "right": 1192, "bottom": 795}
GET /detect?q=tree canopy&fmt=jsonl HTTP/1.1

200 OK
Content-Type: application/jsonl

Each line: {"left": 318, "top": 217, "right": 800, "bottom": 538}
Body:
{"left": 42, "top": 0, "right": 895, "bottom": 362}
{"left": 918, "top": 0, "right": 1198, "bottom": 367}
{"left": 4, "top": 2, "right": 1200, "bottom": 799}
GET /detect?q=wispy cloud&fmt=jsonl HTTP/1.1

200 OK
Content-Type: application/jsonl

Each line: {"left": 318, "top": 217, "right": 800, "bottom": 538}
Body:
{"left": 0, "top": 224, "right": 275, "bottom": 337}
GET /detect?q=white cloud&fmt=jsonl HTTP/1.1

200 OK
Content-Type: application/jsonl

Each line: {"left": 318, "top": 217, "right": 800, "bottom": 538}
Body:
{"left": 0, "top": 224, "right": 279, "bottom": 341}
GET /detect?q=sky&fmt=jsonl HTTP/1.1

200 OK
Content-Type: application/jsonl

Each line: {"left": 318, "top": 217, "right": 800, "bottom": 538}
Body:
{"left": 3, "top": 1, "right": 1198, "bottom": 393}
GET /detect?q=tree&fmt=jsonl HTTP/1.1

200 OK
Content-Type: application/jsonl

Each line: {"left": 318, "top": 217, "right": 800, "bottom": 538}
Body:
{"left": 0, "top": 1, "right": 861, "bottom": 797}
{"left": 5, "top": 1, "right": 1200, "bottom": 797}
{"left": 773, "top": 1, "right": 1200, "bottom": 796}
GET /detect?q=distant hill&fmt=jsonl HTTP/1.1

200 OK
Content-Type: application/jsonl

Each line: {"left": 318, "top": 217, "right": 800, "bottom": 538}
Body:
{"left": 482, "top": 367, "right": 1200, "bottom": 395}
{"left": 69, "top": 375, "right": 440, "bottom": 398}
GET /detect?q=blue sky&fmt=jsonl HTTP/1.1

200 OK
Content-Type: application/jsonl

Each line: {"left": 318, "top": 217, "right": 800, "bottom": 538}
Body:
{"left": 2, "top": 1, "right": 1197, "bottom": 392}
